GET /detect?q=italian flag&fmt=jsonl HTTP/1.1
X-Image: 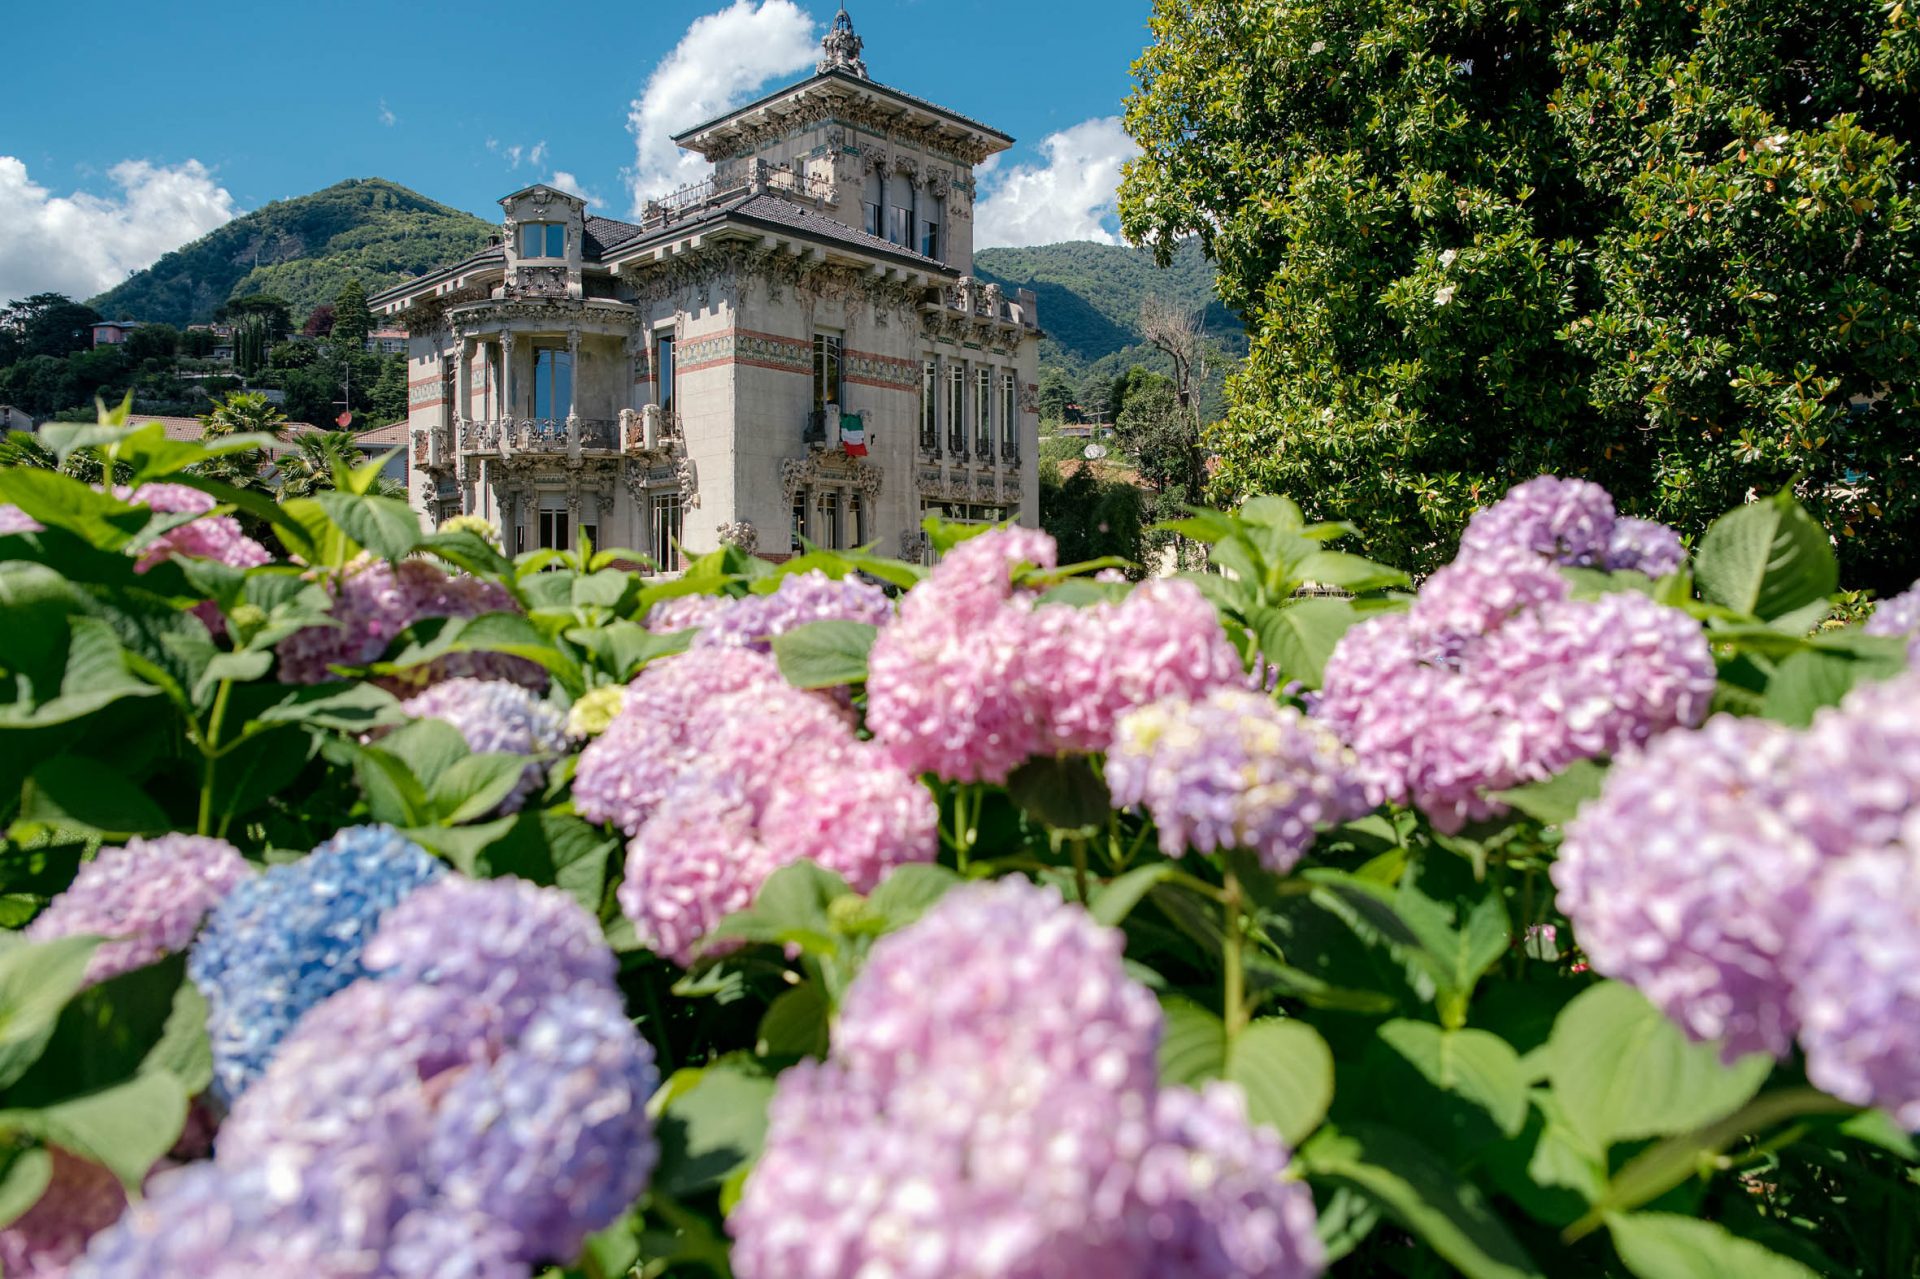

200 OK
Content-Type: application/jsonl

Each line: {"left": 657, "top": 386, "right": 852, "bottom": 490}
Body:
{"left": 840, "top": 413, "right": 867, "bottom": 457}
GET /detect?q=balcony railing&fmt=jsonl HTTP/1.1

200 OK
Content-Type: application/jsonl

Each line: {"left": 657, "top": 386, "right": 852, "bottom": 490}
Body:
{"left": 456, "top": 418, "right": 619, "bottom": 453}
{"left": 926, "top": 277, "right": 1040, "bottom": 331}
{"left": 640, "top": 161, "right": 836, "bottom": 232}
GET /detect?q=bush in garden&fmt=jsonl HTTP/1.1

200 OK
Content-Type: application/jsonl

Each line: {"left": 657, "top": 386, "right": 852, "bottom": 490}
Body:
{"left": 1, "top": 408, "right": 1918, "bottom": 1278}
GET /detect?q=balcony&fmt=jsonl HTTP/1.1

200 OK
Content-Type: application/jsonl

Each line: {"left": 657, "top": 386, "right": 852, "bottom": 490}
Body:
{"left": 456, "top": 418, "right": 619, "bottom": 455}
{"left": 640, "top": 161, "right": 836, "bottom": 233}
{"left": 925, "top": 277, "right": 1040, "bottom": 331}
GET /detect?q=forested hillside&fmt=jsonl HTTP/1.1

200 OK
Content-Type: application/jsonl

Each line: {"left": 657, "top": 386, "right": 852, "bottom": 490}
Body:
{"left": 89, "top": 179, "right": 495, "bottom": 326}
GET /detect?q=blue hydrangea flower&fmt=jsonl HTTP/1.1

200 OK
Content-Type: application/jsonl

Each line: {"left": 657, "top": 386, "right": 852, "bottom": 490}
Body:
{"left": 189, "top": 824, "right": 444, "bottom": 1100}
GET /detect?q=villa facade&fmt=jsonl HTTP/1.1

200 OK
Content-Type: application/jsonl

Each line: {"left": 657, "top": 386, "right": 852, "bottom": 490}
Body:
{"left": 371, "top": 9, "right": 1040, "bottom": 569}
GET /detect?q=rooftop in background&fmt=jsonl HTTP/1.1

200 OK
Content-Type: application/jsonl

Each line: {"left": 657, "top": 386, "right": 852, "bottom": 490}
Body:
{"left": 117, "top": 415, "right": 324, "bottom": 453}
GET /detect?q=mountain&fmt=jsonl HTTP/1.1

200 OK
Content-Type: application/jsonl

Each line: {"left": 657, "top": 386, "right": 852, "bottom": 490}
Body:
{"left": 973, "top": 238, "right": 1246, "bottom": 412}
{"left": 89, "top": 179, "right": 495, "bottom": 327}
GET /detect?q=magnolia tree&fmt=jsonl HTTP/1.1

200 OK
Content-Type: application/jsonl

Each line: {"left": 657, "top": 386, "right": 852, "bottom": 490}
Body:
{"left": 0, "top": 408, "right": 1916, "bottom": 1279}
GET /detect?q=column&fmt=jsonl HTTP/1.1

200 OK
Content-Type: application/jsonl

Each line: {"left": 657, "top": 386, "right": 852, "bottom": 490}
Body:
{"left": 566, "top": 329, "right": 582, "bottom": 459}
{"left": 453, "top": 335, "right": 472, "bottom": 437}
{"left": 500, "top": 333, "right": 518, "bottom": 422}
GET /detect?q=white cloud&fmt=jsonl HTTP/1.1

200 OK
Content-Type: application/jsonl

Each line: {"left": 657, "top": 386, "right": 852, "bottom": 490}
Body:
{"left": 547, "top": 171, "right": 604, "bottom": 207}
{"left": 378, "top": 99, "right": 397, "bottom": 127}
{"left": 975, "top": 116, "right": 1138, "bottom": 249}
{"left": 0, "top": 157, "right": 239, "bottom": 305}
{"left": 626, "top": 0, "right": 818, "bottom": 212}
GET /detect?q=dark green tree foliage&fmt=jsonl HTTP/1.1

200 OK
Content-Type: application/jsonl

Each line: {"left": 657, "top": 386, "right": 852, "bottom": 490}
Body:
{"left": 0, "top": 294, "right": 101, "bottom": 365}
{"left": 1037, "top": 459, "right": 1147, "bottom": 569}
{"left": 1037, "top": 369, "right": 1076, "bottom": 425}
{"left": 330, "top": 278, "right": 374, "bottom": 353}
{"left": 1121, "top": 0, "right": 1920, "bottom": 589}
{"left": 222, "top": 295, "right": 292, "bottom": 345}
{"left": 87, "top": 178, "right": 495, "bottom": 326}
{"left": 1115, "top": 375, "right": 1200, "bottom": 496}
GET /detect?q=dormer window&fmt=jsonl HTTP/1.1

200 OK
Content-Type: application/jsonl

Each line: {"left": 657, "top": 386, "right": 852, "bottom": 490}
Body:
{"left": 518, "top": 222, "right": 566, "bottom": 259}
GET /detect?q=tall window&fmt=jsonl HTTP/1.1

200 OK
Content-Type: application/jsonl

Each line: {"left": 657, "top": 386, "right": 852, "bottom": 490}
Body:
{"left": 921, "top": 361, "right": 938, "bottom": 449}
{"left": 533, "top": 347, "right": 572, "bottom": 420}
{"left": 519, "top": 223, "right": 565, "bottom": 258}
{"left": 812, "top": 333, "right": 843, "bottom": 413}
{"left": 654, "top": 330, "right": 675, "bottom": 413}
{"left": 975, "top": 367, "right": 993, "bottom": 454}
{"left": 791, "top": 490, "right": 810, "bottom": 551}
{"left": 947, "top": 365, "right": 965, "bottom": 454}
{"left": 538, "top": 501, "right": 569, "bottom": 551}
{"left": 862, "top": 171, "right": 883, "bottom": 238}
{"left": 850, "top": 492, "right": 866, "bottom": 546}
{"left": 650, "top": 491, "right": 682, "bottom": 571}
{"left": 822, "top": 491, "right": 842, "bottom": 550}
{"left": 1002, "top": 373, "right": 1018, "bottom": 455}
{"left": 921, "top": 197, "right": 943, "bottom": 260}
{"left": 888, "top": 182, "right": 915, "bottom": 247}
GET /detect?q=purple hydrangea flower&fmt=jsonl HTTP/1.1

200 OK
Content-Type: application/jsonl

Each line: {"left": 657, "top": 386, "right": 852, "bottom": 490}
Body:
{"left": 362, "top": 875, "right": 616, "bottom": 1038}
{"left": 385, "top": 1211, "right": 529, "bottom": 1279}
{"left": 1318, "top": 549, "right": 1714, "bottom": 831}
{"left": 572, "top": 647, "right": 786, "bottom": 835}
{"left": 1108, "top": 688, "right": 1371, "bottom": 873}
{"left": 1790, "top": 846, "right": 1920, "bottom": 1128}
{"left": 643, "top": 592, "right": 731, "bottom": 634}
{"left": 189, "top": 824, "right": 444, "bottom": 1099}
{"left": 1866, "top": 579, "right": 1920, "bottom": 663}
{"left": 277, "top": 558, "right": 542, "bottom": 692}
{"left": 28, "top": 834, "right": 251, "bottom": 987}
{"left": 0, "top": 504, "right": 44, "bottom": 535}
{"left": 1555, "top": 715, "right": 1821, "bottom": 1058}
{"left": 730, "top": 879, "right": 1322, "bottom": 1279}
{"left": 1458, "top": 475, "right": 1685, "bottom": 575}
{"left": 694, "top": 571, "right": 893, "bottom": 654}
{"left": 398, "top": 679, "right": 567, "bottom": 814}
{"left": 617, "top": 685, "right": 934, "bottom": 964}
{"left": 0, "top": 1150, "right": 130, "bottom": 1279}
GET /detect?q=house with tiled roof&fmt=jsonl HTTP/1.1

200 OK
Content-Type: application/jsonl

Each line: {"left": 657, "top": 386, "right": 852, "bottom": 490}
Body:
{"left": 371, "top": 7, "right": 1038, "bottom": 568}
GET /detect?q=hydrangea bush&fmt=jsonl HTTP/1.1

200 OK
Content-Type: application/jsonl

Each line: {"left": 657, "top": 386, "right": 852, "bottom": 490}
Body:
{"left": 0, "top": 416, "right": 1915, "bottom": 1278}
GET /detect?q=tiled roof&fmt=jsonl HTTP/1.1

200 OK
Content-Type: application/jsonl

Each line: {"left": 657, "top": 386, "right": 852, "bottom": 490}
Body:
{"left": 355, "top": 421, "right": 409, "bottom": 447}
{"left": 583, "top": 215, "right": 645, "bottom": 260}
{"left": 674, "top": 70, "right": 1012, "bottom": 147}
{"left": 612, "top": 192, "right": 954, "bottom": 275}
{"left": 137, "top": 416, "right": 323, "bottom": 453}
{"left": 370, "top": 244, "right": 505, "bottom": 307}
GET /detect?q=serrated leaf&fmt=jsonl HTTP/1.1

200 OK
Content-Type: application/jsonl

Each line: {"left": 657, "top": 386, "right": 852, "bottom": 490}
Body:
{"left": 1226, "top": 1018, "right": 1335, "bottom": 1144}
{"left": 652, "top": 1060, "right": 777, "bottom": 1196}
{"left": 312, "top": 491, "right": 425, "bottom": 562}
{"left": 863, "top": 863, "right": 961, "bottom": 929}
{"left": 1608, "top": 1213, "right": 1820, "bottom": 1279}
{"left": 1376, "top": 1020, "right": 1528, "bottom": 1138}
{"left": 1158, "top": 996, "right": 1227, "bottom": 1087}
{"left": 431, "top": 754, "right": 532, "bottom": 825}
{"left": 1694, "top": 492, "right": 1837, "bottom": 622}
{"left": 1255, "top": 597, "right": 1363, "bottom": 688}
{"left": 771, "top": 620, "right": 879, "bottom": 689}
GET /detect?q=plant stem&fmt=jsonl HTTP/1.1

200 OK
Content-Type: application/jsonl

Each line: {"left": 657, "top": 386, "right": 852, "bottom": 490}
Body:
{"left": 1071, "top": 836, "right": 1090, "bottom": 902}
{"left": 1222, "top": 864, "right": 1247, "bottom": 1044}
{"left": 197, "top": 679, "right": 234, "bottom": 836}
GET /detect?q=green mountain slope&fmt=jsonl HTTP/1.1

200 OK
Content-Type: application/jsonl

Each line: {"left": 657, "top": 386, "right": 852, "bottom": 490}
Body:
{"left": 973, "top": 239, "right": 1245, "bottom": 408}
{"left": 89, "top": 178, "right": 495, "bottom": 326}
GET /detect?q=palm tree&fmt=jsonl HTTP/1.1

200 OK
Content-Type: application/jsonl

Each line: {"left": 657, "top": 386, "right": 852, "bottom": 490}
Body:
{"left": 276, "top": 430, "right": 365, "bottom": 501}
{"left": 196, "top": 391, "right": 289, "bottom": 492}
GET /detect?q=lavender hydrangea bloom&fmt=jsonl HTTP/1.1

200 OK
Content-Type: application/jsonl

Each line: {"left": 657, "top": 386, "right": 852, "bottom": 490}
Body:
{"left": 189, "top": 824, "right": 444, "bottom": 1099}
{"left": 385, "top": 1211, "right": 530, "bottom": 1279}
{"left": 643, "top": 592, "right": 730, "bottom": 634}
{"left": 1457, "top": 475, "right": 1685, "bottom": 575}
{"left": 694, "top": 571, "right": 893, "bottom": 653}
{"left": 0, "top": 1150, "right": 129, "bottom": 1279}
{"left": 113, "top": 482, "right": 271, "bottom": 576}
{"left": 363, "top": 875, "right": 616, "bottom": 1037}
{"left": 731, "top": 880, "right": 1322, "bottom": 1279}
{"left": 1866, "top": 579, "right": 1920, "bottom": 663}
{"left": 572, "top": 647, "right": 785, "bottom": 835}
{"left": 28, "top": 834, "right": 251, "bottom": 987}
{"left": 1108, "top": 688, "right": 1371, "bottom": 873}
{"left": 1555, "top": 716, "right": 1819, "bottom": 1058}
{"left": 0, "top": 504, "right": 43, "bottom": 534}
{"left": 1318, "top": 549, "right": 1714, "bottom": 831}
{"left": 278, "top": 558, "right": 542, "bottom": 691}
{"left": 1790, "top": 845, "right": 1920, "bottom": 1127}
{"left": 428, "top": 992, "right": 659, "bottom": 1262}
{"left": 398, "top": 679, "right": 567, "bottom": 814}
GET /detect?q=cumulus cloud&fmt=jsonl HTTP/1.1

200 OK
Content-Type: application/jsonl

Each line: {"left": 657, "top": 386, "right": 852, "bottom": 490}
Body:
{"left": 974, "top": 116, "right": 1138, "bottom": 249}
{"left": 0, "top": 157, "right": 239, "bottom": 305}
{"left": 547, "top": 171, "right": 605, "bottom": 206}
{"left": 487, "top": 138, "right": 549, "bottom": 171}
{"left": 626, "top": 0, "right": 818, "bottom": 212}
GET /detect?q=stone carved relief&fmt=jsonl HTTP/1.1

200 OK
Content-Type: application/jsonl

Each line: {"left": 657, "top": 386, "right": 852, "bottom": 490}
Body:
{"left": 625, "top": 243, "right": 922, "bottom": 322}
{"left": 717, "top": 521, "right": 759, "bottom": 554}
{"left": 780, "top": 452, "right": 883, "bottom": 502}
{"left": 898, "top": 530, "right": 929, "bottom": 562}
{"left": 700, "top": 94, "right": 997, "bottom": 168}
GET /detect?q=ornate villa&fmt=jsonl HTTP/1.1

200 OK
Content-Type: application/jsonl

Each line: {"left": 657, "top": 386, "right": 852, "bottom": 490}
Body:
{"left": 372, "top": 8, "right": 1040, "bottom": 568}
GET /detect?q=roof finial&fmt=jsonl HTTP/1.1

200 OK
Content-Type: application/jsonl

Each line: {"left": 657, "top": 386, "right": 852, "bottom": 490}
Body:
{"left": 818, "top": 6, "right": 868, "bottom": 79}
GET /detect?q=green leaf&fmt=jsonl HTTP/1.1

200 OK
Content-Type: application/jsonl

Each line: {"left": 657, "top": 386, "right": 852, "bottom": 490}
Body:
{"left": 1490, "top": 760, "right": 1609, "bottom": 826}
{"left": 1376, "top": 1020, "right": 1528, "bottom": 1138}
{"left": 377, "top": 719, "right": 470, "bottom": 791}
{"left": 652, "top": 1060, "right": 777, "bottom": 1196}
{"left": 1299, "top": 1121, "right": 1544, "bottom": 1279}
{"left": 863, "top": 863, "right": 961, "bottom": 929}
{"left": 1693, "top": 492, "right": 1837, "bottom": 622}
{"left": 0, "top": 935, "right": 100, "bottom": 1089}
{"left": 1005, "top": 755, "right": 1111, "bottom": 833}
{"left": 0, "top": 844, "right": 82, "bottom": 898}
{"left": 1158, "top": 996, "right": 1227, "bottom": 1087}
{"left": 1608, "top": 1213, "right": 1820, "bottom": 1279}
{"left": 5, "top": 954, "right": 192, "bottom": 1105}
{"left": 1255, "top": 597, "right": 1363, "bottom": 688}
{"left": 144, "top": 980, "right": 214, "bottom": 1097}
{"left": 1293, "top": 550, "right": 1410, "bottom": 592}
{"left": 1225, "top": 1018, "right": 1335, "bottom": 1144}
{"left": 16, "top": 758, "right": 170, "bottom": 840}
{"left": 431, "top": 755, "right": 533, "bottom": 825}
{"left": 756, "top": 983, "right": 830, "bottom": 1059}
{"left": 1763, "top": 640, "right": 1909, "bottom": 727}
{"left": 0, "top": 1147, "right": 51, "bottom": 1230}
{"left": 1546, "top": 982, "right": 1773, "bottom": 1155}
{"left": 417, "top": 529, "right": 513, "bottom": 578}
{"left": 1090, "top": 861, "right": 1182, "bottom": 927}
{"left": 0, "top": 469, "right": 147, "bottom": 550}
{"left": 353, "top": 746, "right": 434, "bottom": 828}
{"left": 708, "top": 861, "right": 852, "bottom": 955}
{"left": 312, "top": 491, "right": 426, "bottom": 562}
{"left": 771, "top": 620, "right": 879, "bottom": 689}
{"left": 0, "top": 1070, "right": 187, "bottom": 1188}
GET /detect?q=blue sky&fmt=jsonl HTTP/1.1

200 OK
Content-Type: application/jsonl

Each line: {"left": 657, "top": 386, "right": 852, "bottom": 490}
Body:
{"left": 0, "top": 0, "right": 1154, "bottom": 304}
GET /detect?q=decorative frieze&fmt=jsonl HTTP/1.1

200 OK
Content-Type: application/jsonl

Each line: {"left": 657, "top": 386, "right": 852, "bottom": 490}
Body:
{"left": 781, "top": 452, "right": 883, "bottom": 501}
{"left": 678, "top": 329, "right": 812, "bottom": 378}
{"left": 717, "top": 521, "right": 759, "bottom": 553}
{"left": 844, "top": 349, "right": 919, "bottom": 393}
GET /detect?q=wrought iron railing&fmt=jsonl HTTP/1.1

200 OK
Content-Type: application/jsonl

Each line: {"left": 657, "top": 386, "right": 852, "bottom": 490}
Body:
{"left": 456, "top": 418, "right": 619, "bottom": 452}
{"left": 640, "top": 162, "right": 835, "bottom": 230}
